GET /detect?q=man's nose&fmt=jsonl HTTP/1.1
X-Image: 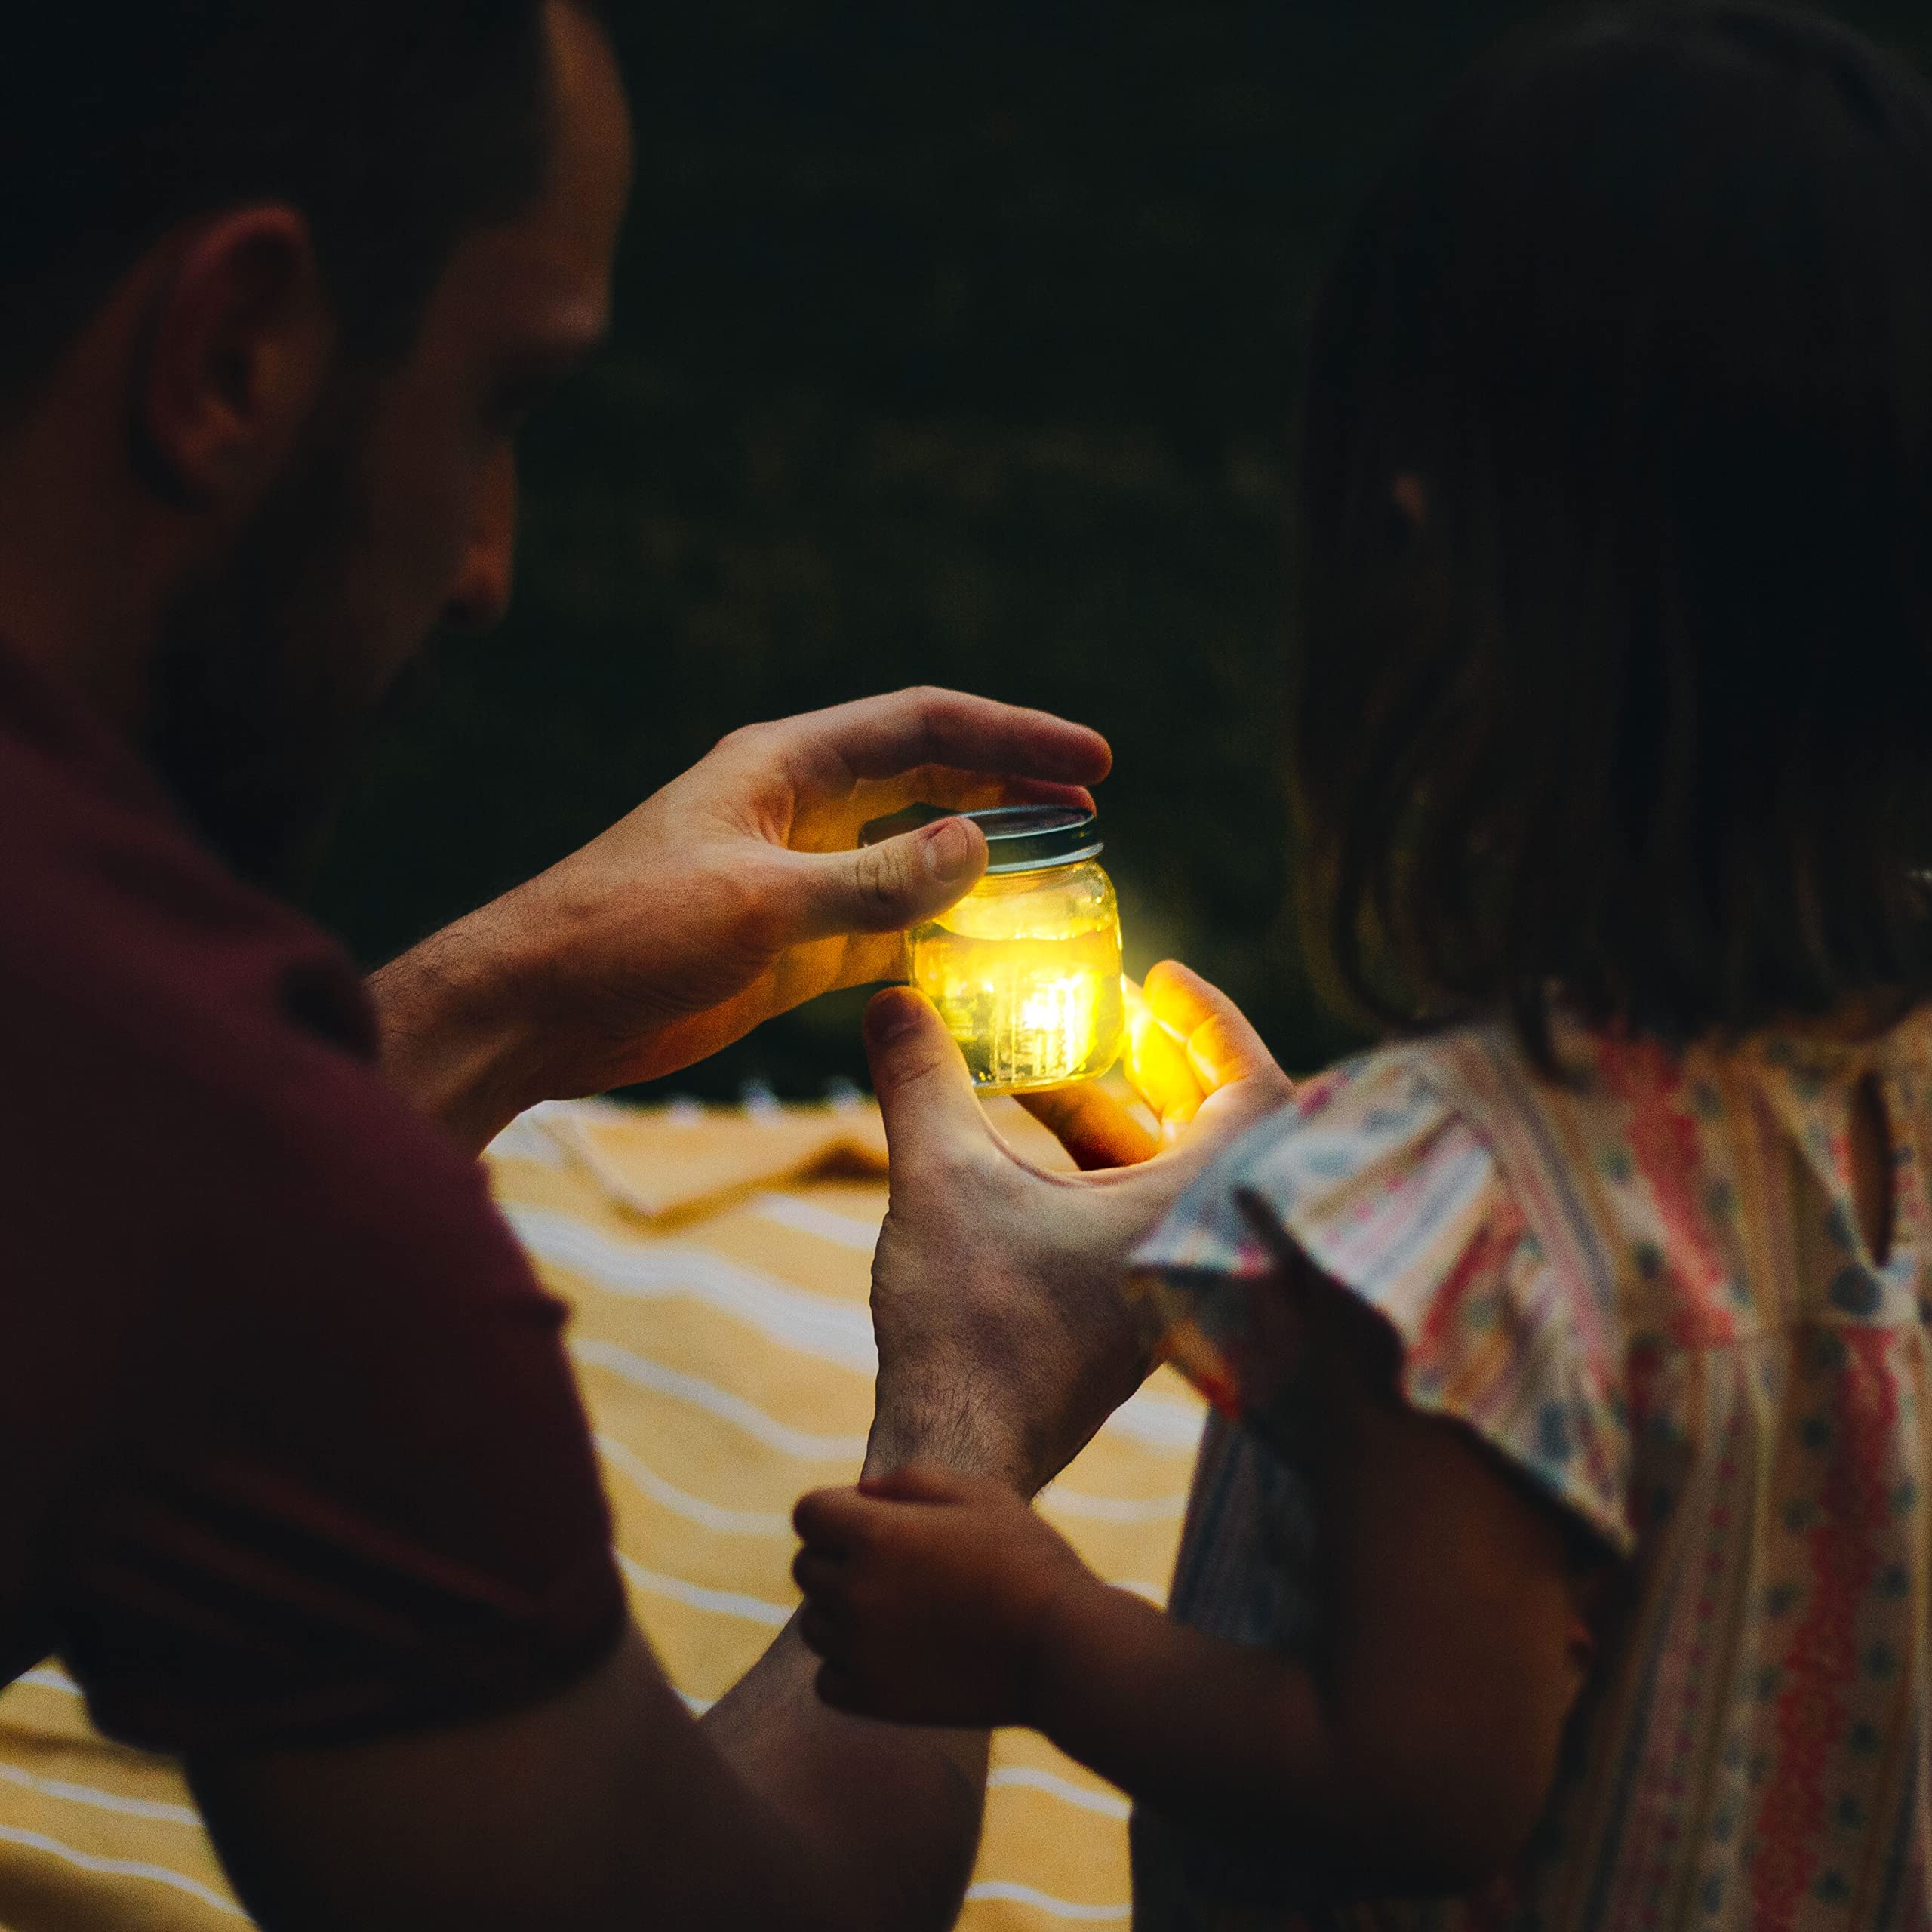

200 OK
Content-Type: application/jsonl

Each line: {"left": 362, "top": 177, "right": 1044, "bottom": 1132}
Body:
{"left": 445, "top": 449, "right": 518, "bottom": 632}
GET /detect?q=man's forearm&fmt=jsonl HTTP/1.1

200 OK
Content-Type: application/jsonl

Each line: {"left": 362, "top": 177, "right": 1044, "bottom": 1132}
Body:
{"left": 706, "top": 1391, "right": 1067, "bottom": 1931}
{"left": 369, "top": 906, "right": 549, "bottom": 1156}
{"left": 704, "top": 1618, "right": 988, "bottom": 1932}
{"left": 862, "top": 1380, "right": 1041, "bottom": 1497}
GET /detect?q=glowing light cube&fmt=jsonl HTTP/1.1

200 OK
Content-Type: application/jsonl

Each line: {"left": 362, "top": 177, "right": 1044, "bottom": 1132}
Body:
{"left": 903, "top": 812, "right": 1124, "bottom": 1095}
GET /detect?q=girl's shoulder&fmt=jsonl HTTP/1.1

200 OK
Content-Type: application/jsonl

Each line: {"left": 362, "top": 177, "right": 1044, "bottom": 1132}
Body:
{"left": 1132, "top": 1020, "right": 1559, "bottom": 1309}
{"left": 1160, "top": 1002, "right": 1932, "bottom": 1320}
{"left": 1134, "top": 1023, "right": 1639, "bottom": 1554}
{"left": 1134, "top": 1001, "right": 1932, "bottom": 1556}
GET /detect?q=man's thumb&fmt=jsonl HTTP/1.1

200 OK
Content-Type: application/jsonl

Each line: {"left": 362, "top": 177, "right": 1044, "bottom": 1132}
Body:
{"left": 863, "top": 986, "right": 991, "bottom": 1177}
{"left": 801, "top": 817, "right": 988, "bottom": 940}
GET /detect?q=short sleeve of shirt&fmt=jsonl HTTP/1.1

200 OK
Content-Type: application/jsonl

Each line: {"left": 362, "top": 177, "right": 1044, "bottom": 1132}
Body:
{"left": 0, "top": 641, "right": 626, "bottom": 1755}
{"left": 1131, "top": 1045, "right": 1637, "bottom": 1557}
{"left": 47, "top": 1034, "right": 626, "bottom": 1755}
{"left": 42, "top": 1017, "right": 628, "bottom": 1755}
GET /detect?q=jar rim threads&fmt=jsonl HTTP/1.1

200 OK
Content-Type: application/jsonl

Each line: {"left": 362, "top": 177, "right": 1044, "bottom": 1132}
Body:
{"left": 857, "top": 802, "right": 1103, "bottom": 875}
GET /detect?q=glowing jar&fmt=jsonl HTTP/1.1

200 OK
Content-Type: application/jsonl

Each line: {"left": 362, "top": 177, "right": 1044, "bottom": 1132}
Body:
{"left": 864, "top": 804, "right": 1126, "bottom": 1095}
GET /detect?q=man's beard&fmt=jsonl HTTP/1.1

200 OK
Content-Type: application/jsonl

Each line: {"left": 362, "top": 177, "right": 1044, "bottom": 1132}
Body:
{"left": 146, "top": 403, "right": 428, "bottom": 894}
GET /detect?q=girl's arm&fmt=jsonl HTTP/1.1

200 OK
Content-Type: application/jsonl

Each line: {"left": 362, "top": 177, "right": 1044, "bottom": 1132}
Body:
{"left": 795, "top": 1277, "right": 1602, "bottom": 1898}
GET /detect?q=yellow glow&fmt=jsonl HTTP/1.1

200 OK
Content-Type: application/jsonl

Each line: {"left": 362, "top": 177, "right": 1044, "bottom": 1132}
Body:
{"left": 1122, "top": 976, "right": 1204, "bottom": 1132}
{"left": 910, "top": 866, "right": 1125, "bottom": 1095}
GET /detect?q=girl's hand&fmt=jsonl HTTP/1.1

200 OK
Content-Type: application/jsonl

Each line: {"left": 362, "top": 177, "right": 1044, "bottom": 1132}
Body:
{"left": 1018, "top": 958, "right": 1288, "bottom": 1168}
{"left": 792, "top": 1466, "right": 1100, "bottom": 1728}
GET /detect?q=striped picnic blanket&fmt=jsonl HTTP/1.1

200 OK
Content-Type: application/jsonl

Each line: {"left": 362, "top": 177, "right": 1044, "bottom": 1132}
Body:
{"left": 0, "top": 1097, "right": 1204, "bottom": 1930}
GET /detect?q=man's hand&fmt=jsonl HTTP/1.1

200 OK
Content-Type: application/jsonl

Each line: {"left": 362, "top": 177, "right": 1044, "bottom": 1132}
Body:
{"left": 860, "top": 961, "right": 1293, "bottom": 1496}
{"left": 793, "top": 1466, "right": 1098, "bottom": 1729}
{"left": 369, "top": 688, "right": 1110, "bottom": 1151}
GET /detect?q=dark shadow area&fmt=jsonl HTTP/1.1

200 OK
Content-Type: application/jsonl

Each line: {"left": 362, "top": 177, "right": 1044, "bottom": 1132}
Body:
{"left": 301, "top": 0, "right": 1932, "bottom": 1097}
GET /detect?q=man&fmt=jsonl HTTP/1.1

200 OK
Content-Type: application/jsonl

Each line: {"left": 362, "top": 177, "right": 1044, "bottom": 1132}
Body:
{"left": 0, "top": 3, "right": 1288, "bottom": 1926}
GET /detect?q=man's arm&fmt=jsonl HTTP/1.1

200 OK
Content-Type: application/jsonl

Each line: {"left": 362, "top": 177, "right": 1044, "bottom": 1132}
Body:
{"left": 185, "top": 967, "right": 1289, "bottom": 1930}
{"left": 368, "top": 687, "right": 1109, "bottom": 1155}
{"left": 192, "top": 1622, "right": 974, "bottom": 1932}
{"left": 188, "top": 1326, "right": 1029, "bottom": 1932}
{"left": 181, "top": 1235, "right": 1079, "bottom": 1932}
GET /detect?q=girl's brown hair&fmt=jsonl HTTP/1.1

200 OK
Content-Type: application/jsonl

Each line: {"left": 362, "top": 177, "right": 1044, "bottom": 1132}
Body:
{"left": 1292, "top": 3, "right": 1932, "bottom": 1065}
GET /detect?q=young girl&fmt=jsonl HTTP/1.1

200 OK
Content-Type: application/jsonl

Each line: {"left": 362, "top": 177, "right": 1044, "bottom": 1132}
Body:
{"left": 795, "top": 6, "right": 1932, "bottom": 1925}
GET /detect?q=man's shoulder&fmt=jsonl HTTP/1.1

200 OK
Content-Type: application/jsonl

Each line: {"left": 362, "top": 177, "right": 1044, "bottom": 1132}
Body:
{"left": 0, "top": 675, "right": 374, "bottom": 1066}
{"left": 0, "top": 726, "right": 546, "bottom": 1343}
{"left": 0, "top": 675, "right": 497, "bottom": 1267}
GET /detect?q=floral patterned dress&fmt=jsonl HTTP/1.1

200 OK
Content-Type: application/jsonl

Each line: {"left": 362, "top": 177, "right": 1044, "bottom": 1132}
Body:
{"left": 1128, "top": 1012, "right": 1932, "bottom": 1931}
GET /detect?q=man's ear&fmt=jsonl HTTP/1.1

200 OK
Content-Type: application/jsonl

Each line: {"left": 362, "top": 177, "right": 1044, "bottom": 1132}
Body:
{"left": 134, "top": 206, "right": 336, "bottom": 507}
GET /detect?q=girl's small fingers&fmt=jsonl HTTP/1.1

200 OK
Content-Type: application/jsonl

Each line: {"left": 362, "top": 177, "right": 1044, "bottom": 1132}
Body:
{"left": 1124, "top": 979, "right": 1205, "bottom": 1126}
{"left": 792, "top": 1549, "right": 848, "bottom": 1602}
{"left": 798, "top": 1605, "right": 846, "bottom": 1660}
{"left": 1142, "top": 960, "right": 1233, "bottom": 1040}
{"left": 793, "top": 1484, "right": 874, "bottom": 1548}
{"left": 1015, "top": 1079, "right": 1158, "bottom": 1171}
{"left": 1143, "top": 961, "right": 1281, "bottom": 1091}
{"left": 814, "top": 1660, "right": 873, "bottom": 1715}
{"left": 858, "top": 1461, "right": 982, "bottom": 1506}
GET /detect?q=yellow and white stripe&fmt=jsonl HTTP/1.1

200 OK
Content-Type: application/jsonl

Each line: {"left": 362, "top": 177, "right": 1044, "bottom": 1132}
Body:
{"left": 0, "top": 1097, "right": 1202, "bottom": 1928}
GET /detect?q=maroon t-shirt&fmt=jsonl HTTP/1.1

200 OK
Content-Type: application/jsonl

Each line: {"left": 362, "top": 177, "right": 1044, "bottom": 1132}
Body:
{"left": 0, "top": 640, "right": 626, "bottom": 1754}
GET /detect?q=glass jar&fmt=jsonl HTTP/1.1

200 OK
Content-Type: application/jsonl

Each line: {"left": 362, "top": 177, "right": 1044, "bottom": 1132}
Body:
{"left": 862, "top": 804, "right": 1126, "bottom": 1095}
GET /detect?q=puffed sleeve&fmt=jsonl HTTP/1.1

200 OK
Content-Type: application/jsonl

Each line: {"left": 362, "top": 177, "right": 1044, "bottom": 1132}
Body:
{"left": 1131, "top": 1048, "right": 1635, "bottom": 1555}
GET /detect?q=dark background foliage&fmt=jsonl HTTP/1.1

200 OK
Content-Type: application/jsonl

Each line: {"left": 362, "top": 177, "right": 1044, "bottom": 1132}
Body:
{"left": 302, "top": 0, "right": 1932, "bottom": 1100}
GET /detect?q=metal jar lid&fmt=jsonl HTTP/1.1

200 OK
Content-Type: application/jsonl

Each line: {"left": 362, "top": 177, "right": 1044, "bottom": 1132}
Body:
{"left": 857, "top": 803, "right": 1103, "bottom": 875}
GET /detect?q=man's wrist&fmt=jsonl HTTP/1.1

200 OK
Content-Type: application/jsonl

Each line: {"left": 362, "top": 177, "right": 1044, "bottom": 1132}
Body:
{"left": 862, "top": 1383, "right": 1041, "bottom": 1497}
{"left": 368, "top": 900, "right": 553, "bottom": 1156}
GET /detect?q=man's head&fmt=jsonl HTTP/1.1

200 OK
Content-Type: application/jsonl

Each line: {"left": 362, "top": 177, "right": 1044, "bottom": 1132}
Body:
{"left": 0, "top": 2, "right": 631, "bottom": 881}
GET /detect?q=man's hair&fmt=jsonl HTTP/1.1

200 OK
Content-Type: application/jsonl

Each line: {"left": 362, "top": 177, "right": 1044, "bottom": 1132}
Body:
{"left": 0, "top": 2, "right": 579, "bottom": 410}
{"left": 1291, "top": 2, "right": 1932, "bottom": 1063}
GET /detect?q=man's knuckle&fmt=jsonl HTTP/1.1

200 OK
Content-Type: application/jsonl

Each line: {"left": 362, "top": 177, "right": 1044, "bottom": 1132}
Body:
{"left": 904, "top": 1044, "right": 971, "bottom": 1103}
{"left": 721, "top": 859, "right": 796, "bottom": 952}
{"left": 854, "top": 839, "right": 909, "bottom": 912}
{"left": 716, "top": 715, "right": 777, "bottom": 756}
{"left": 923, "top": 685, "right": 977, "bottom": 729}
{"left": 899, "top": 685, "right": 973, "bottom": 756}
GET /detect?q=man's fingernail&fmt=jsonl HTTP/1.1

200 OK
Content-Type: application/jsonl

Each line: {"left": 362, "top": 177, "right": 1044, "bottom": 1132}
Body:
{"left": 921, "top": 817, "right": 978, "bottom": 884}
{"left": 866, "top": 989, "right": 922, "bottom": 1048}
